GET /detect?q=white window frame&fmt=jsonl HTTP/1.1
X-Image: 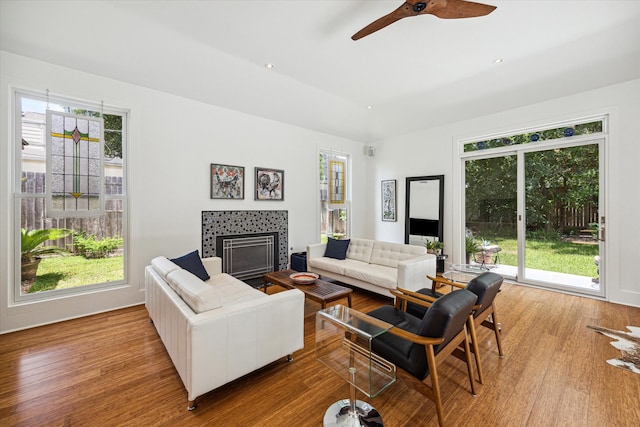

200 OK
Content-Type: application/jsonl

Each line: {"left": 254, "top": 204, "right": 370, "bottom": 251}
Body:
{"left": 12, "top": 88, "right": 129, "bottom": 304}
{"left": 318, "top": 148, "right": 351, "bottom": 240}
{"left": 454, "top": 114, "right": 607, "bottom": 297}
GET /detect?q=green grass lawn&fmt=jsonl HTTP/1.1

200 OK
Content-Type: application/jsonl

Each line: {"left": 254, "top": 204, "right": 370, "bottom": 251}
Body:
{"left": 25, "top": 235, "right": 598, "bottom": 294}
{"left": 26, "top": 255, "right": 124, "bottom": 293}
{"left": 482, "top": 236, "right": 598, "bottom": 277}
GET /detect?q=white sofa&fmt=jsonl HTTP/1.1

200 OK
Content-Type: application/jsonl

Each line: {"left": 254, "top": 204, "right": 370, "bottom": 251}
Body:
{"left": 306, "top": 238, "right": 436, "bottom": 298}
{"left": 145, "top": 255, "right": 305, "bottom": 410}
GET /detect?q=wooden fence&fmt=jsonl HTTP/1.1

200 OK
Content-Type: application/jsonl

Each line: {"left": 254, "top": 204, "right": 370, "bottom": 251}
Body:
{"left": 553, "top": 204, "right": 599, "bottom": 231}
{"left": 21, "top": 172, "right": 123, "bottom": 249}
{"left": 469, "top": 202, "right": 599, "bottom": 237}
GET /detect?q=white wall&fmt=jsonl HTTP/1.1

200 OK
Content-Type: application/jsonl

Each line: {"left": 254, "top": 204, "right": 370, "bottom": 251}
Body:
{"left": 0, "top": 51, "right": 368, "bottom": 333}
{"left": 3, "top": 51, "right": 638, "bottom": 333}
{"left": 369, "top": 79, "right": 640, "bottom": 307}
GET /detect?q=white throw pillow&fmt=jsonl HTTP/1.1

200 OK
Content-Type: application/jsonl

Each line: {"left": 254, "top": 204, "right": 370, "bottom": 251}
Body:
{"left": 167, "top": 269, "right": 222, "bottom": 313}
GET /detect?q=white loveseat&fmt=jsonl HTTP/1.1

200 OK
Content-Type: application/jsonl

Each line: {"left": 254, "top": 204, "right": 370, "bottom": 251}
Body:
{"left": 145, "top": 255, "right": 305, "bottom": 410}
{"left": 306, "top": 238, "right": 436, "bottom": 298}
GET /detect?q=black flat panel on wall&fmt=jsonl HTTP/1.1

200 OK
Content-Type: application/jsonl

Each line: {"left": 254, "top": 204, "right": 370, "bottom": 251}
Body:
{"left": 409, "top": 218, "right": 439, "bottom": 237}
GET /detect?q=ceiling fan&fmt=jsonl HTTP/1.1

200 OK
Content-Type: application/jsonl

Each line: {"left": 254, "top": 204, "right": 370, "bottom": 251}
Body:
{"left": 352, "top": 0, "right": 497, "bottom": 40}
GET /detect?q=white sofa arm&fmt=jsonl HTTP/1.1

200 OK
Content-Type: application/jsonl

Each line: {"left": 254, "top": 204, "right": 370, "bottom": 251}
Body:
{"left": 186, "top": 288, "right": 305, "bottom": 401}
{"left": 202, "top": 256, "right": 222, "bottom": 276}
{"left": 307, "top": 243, "right": 327, "bottom": 259}
{"left": 397, "top": 254, "right": 437, "bottom": 292}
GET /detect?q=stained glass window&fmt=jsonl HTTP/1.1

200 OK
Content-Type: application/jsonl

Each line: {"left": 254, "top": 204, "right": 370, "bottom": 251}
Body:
{"left": 463, "top": 119, "right": 604, "bottom": 153}
{"left": 329, "top": 160, "right": 345, "bottom": 205}
{"left": 46, "top": 110, "right": 104, "bottom": 217}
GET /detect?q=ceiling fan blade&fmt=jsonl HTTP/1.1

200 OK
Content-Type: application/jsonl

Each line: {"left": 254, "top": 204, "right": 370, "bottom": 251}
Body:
{"left": 351, "top": 4, "right": 413, "bottom": 40}
{"left": 424, "top": 0, "right": 497, "bottom": 19}
{"left": 351, "top": 0, "right": 496, "bottom": 41}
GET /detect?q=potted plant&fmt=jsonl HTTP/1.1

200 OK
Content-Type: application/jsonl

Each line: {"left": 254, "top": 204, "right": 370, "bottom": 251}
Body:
{"left": 465, "top": 235, "right": 480, "bottom": 264}
{"left": 425, "top": 240, "right": 445, "bottom": 254}
{"left": 21, "top": 228, "right": 71, "bottom": 281}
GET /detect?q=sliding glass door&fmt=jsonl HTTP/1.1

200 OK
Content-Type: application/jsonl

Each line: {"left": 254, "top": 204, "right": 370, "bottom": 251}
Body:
{"left": 462, "top": 120, "right": 605, "bottom": 297}
{"left": 522, "top": 143, "right": 601, "bottom": 293}
{"left": 465, "top": 155, "right": 518, "bottom": 277}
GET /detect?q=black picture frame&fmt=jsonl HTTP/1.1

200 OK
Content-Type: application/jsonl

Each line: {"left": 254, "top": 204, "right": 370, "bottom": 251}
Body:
{"left": 405, "top": 175, "right": 445, "bottom": 244}
{"left": 382, "top": 179, "right": 397, "bottom": 221}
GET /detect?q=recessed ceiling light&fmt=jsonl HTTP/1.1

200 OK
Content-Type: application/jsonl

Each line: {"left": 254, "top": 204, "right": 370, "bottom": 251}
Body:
{"left": 367, "top": 105, "right": 373, "bottom": 110}
{"left": 493, "top": 58, "right": 503, "bottom": 64}
{"left": 265, "top": 63, "right": 274, "bottom": 69}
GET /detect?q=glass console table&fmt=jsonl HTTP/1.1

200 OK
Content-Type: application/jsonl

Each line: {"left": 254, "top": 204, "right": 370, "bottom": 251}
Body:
{"left": 316, "top": 305, "right": 396, "bottom": 427}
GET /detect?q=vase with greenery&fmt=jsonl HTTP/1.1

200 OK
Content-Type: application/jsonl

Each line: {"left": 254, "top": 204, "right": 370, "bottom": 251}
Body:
{"left": 478, "top": 238, "right": 494, "bottom": 263}
{"left": 21, "top": 228, "right": 71, "bottom": 281}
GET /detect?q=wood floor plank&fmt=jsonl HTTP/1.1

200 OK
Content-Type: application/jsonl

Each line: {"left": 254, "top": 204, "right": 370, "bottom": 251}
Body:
{"left": 1, "top": 284, "right": 639, "bottom": 426}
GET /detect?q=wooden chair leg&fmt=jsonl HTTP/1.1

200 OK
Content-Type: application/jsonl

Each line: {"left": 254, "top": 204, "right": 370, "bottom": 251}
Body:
{"left": 467, "top": 315, "right": 485, "bottom": 384}
{"left": 425, "top": 345, "right": 445, "bottom": 427}
{"left": 462, "top": 326, "right": 477, "bottom": 397}
{"left": 490, "top": 305, "right": 504, "bottom": 357}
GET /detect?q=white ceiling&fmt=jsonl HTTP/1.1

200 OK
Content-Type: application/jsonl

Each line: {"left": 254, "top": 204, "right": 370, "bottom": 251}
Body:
{"left": 2, "top": 0, "right": 639, "bottom": 142}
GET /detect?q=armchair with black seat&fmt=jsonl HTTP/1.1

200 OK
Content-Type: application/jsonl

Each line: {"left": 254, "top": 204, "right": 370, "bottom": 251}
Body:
{"left": 401, "top": 272, "right": 504, "bottom": 386}
{"left": 365, "top": 288, "right": 478, "bottom": 427}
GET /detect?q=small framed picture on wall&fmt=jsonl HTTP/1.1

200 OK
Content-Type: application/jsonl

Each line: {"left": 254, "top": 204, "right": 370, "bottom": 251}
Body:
{"left": 210, "top": 163, "right": 244, "bottom": 199}
{"left": 255, "top": 167, "right": 284, "bottom": 201}
{"left": 381, "top": 179, "right": 397, "bottom": 221}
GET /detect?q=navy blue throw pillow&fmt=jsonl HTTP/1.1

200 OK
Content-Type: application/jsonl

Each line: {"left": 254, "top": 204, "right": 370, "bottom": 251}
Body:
{"left": 324, "top": 238, "right": 350, "bottom": 260}
{"left": 170, "top": 250, "right": 210, "bottom": 281}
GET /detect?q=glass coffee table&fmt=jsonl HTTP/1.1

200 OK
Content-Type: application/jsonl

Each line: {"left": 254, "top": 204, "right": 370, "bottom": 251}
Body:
{"left": 316, "top": 305, "right": 396, "bottom": 427}
{"left": 443, "top": 263, "right": 497, "bottom": 283}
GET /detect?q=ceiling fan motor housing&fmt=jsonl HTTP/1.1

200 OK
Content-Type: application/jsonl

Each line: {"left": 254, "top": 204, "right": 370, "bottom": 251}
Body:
{"left": 413, "top": 2, "right": 428, "bottom": 13}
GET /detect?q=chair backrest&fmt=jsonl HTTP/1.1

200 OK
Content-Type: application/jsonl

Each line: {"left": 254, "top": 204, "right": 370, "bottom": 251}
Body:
{"left": 465, "top": 272, "right": 503, "bottom": 318}
{"left": 417, "top": 289, "right": 477, "bottom": 354}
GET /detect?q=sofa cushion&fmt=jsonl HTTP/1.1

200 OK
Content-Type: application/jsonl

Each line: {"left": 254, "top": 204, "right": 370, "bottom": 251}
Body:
{"left": 343, "top": 262, "right": 397, "bottom": 289}
{"left": 370, "top": 241, "right": 427, "bottom": 268}
{"left": 171, "top": 250, "right": 210, "bottom": 281}
{"left": 307, "top": 256, "right": 346, "bottom": 275}
{"left": 166, "top": 269, "right": 222, "bottom": 313}
{"left": 324, "top": 238, "right": 350, "bottom": 260}
{"left": 206, "top": 273, "right": 267, "bottom": 305}
{"left": 346, "top": 238, "right": 374, "bottom": 263}
{"left": 151, "top": 256, "right": 180, "bottom": 281}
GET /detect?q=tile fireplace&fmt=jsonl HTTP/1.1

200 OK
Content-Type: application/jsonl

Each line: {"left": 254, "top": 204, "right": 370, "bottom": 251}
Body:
{"left": 202, "top": 210, "right": 288, "bottom": 281}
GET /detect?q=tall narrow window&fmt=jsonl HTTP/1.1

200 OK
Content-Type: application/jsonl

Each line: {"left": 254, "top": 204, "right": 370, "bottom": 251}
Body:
{"left": 15, "top": 91, "right": 127, "bottom": 298}
{"left": 319, "top": 150, "right": 349, "bottom": 241}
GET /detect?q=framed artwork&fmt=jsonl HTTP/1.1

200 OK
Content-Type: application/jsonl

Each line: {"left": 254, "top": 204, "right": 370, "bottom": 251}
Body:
{"left": 255, "top": 167, "right": 284, "bottom": 201}
{"left": 210, "top": 163, "right": 244, "bottom": 199}
{"left": 381, "top": 179, "right": 397, "bottom": 221}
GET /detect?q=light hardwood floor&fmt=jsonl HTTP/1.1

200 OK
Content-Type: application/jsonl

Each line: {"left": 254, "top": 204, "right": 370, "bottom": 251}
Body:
{"left": 1, "top": 282, "right": 639, "bottom": 426}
